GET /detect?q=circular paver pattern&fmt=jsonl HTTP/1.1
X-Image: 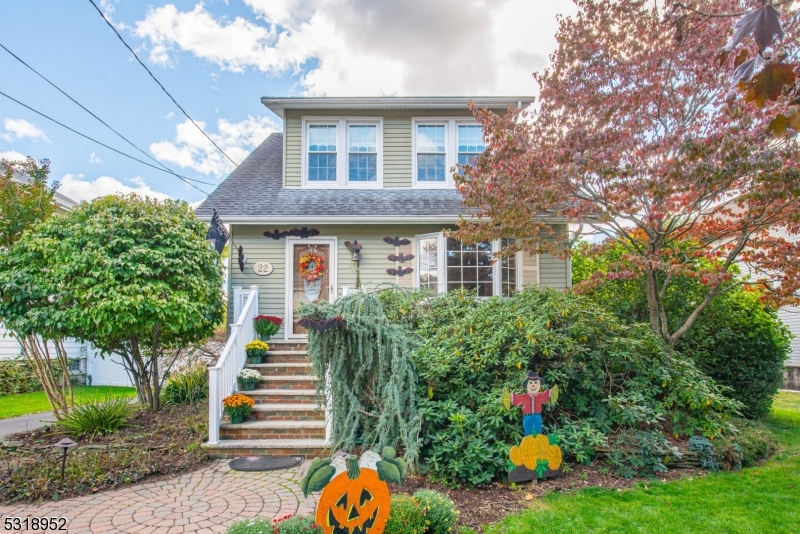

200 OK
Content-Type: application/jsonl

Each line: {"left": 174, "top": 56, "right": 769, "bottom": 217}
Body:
{"left": 0, "top": 459, "right": 318, "bottom": 533}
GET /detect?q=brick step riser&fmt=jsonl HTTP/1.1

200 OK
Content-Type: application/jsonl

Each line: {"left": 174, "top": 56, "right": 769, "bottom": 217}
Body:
{"left": 264, "top": 354, "right": 311, "bottom": 364}
{"left": 250, "top": 394, "right": 322, "bottom": 404}
{"left": 252, "top": 366, "right": 313, "bottom": 377}
{"left": 249, "top": 411, "right": 324, "bottom": 421}
{"left": 220, "top": 428, "right": 326, "bottom": 440}
{"left": 257, "top": 380, "right": 317, "bottom": 390}
{"left": 205, "top": 447, "right": 327, "bottom": 460}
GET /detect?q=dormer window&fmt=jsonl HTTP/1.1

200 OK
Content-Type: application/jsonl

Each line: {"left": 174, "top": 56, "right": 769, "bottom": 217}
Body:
{"left": 302, "top": 118, "right": 383, "bottom": 188}
{"left": 416, "top": 124, "right": 446, "bottom": 182}
{"left": 457, "top": 125, "right": 485, "bottom": 167}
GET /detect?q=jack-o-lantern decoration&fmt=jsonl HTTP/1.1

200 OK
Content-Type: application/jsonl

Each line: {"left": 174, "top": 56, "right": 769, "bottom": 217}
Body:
{"left": 302, "top": 448, "right": 406, "bottom": 534}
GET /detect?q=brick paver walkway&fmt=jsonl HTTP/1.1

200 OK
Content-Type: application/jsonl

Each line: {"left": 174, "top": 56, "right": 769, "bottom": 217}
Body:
{"left": 0, "top": 460, "right": 317, "bottom": 533}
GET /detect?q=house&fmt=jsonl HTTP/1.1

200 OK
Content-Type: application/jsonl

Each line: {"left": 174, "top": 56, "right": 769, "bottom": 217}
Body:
{"left": 196, "top": 96, "right": 573, "bottom": 457}
{"left": 0, "top": 168, "right": 132, "bottom": 387}
{"left": 197, "top": 96, "right": 571, "bottom": 338}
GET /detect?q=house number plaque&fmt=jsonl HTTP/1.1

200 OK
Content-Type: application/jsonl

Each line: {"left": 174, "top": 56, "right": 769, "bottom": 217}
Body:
{"left": 253, "top": 262, "right": 274, "bottom": 276}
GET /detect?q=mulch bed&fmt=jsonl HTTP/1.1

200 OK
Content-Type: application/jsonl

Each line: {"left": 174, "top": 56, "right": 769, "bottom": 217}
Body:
{"left": 1, "top": 403, "right": 212, "bottom": 503}
{"left": 393, "top": 462, "right": 703, "bottom": 530}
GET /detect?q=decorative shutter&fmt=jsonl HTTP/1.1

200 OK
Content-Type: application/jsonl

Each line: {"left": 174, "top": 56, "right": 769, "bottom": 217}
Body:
{"left": 520, "top": 251, "right": 539, "bottom": 287}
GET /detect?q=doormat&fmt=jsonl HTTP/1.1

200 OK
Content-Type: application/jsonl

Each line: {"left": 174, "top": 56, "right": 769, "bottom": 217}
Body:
{"left": 229, "top": 455, "right": 303, "bottom": 472}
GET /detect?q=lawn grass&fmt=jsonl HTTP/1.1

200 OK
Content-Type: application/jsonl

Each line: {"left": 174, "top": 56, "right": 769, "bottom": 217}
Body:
{"left": 0, "top": 386, "right": 137, "bottom": 419}
{"left": 484, "top": 391, "right": 800, "bottom": 534}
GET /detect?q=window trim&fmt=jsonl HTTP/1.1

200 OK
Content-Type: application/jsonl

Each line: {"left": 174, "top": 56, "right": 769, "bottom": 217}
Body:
{"left": 412, "top": 118, "right": 482, "bottom": 189}
{"left": 301, "top": 117, "right": 383, "bottom": 189}
{"left": 413, "top": 233, "right": 521, "bottom": 296}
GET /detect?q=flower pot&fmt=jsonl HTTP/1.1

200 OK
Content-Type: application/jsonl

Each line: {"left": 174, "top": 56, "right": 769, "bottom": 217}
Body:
{"left": 230, "top": 414, "right": 245, "bottom": 424}
{"left": 259, "top": 333, "right": 272, "bottom": 342}
{"left": 247, "top": 356, "right": 262, "bottom": 365}
{"left": 239, "top": 382, "right": 256, "bottom": 391}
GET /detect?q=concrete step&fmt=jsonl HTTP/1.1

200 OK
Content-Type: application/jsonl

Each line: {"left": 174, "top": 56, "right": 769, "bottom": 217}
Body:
{"left": 245, "top": 389, "right": 321, "bottom": 404}
{"left": 262, "top": 341, "right": 308, "bottom": 351}
{"left": 203, "top": 439, "right": 328, "bottom": 459}
{"left": 248, "top": 403, "right": 324, "bottom": 421}
{"left": 256, "top": 375, "right": 318, "bottom": 390}
{"left": 246, "top": 362, "right": 312, "bottom": 376}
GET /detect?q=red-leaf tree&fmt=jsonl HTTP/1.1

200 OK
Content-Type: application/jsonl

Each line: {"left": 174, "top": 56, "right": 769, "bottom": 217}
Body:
{"left": 454, "top": 0, "right": 800, "bottom": 347}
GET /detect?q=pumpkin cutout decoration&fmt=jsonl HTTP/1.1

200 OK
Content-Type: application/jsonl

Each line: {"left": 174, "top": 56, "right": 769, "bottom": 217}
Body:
{"left": 302, "top": 448, "right": 406, "bottom": 534}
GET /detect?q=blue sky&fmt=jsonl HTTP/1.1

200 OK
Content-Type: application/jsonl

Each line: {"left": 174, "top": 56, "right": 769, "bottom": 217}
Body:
{"left": 0, "top": 0, "right": 575, "bottom": 206}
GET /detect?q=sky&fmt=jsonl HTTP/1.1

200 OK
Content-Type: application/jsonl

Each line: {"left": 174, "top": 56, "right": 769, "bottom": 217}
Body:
{"left": 0, "top": 0, "right": 577, "bottom": 206}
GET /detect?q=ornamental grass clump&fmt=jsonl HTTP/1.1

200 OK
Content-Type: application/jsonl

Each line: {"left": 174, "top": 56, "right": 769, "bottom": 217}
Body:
{"left": 222, "top": 393, "right": 254, "bottom": 420}
{"left": 299, "top": 290, "right": 422, "bottom": 468}
{"left": 237, "top": 368, "right": 262, "bottom": 391}
{"left": 254, "top": 315, "right": 283, "bottom": 339}
{"left": 246, "top": 340, "right": 269, "bottom": 364}
{"left": 58, "top": 395, "right": 136, "bottom": 437}
{"left": 162, "top": 363, "right": 208, "bottom": 405}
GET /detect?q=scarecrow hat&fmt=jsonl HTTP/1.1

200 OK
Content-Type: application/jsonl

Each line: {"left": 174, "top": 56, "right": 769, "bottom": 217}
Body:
{"left": 522, "top": 372, "right": 541, "bottom": 389}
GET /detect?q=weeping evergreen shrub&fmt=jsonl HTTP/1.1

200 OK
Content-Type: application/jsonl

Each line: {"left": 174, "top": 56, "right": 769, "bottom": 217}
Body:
{"left": 299, "top": 290, "right": 422, "bottom": 467}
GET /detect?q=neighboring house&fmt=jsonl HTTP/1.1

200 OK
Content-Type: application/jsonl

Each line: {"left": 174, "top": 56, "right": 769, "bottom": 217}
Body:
{"left": 0, "top": 170, "right": 131, "bottom": 386}
{"left": 196, "top": 96, "right": 572, "bottom": 339}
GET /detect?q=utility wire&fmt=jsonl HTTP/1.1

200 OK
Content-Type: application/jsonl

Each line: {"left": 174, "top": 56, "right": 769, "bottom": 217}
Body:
{"left": 0, "top": 89, "right": 210, "bottom": 196}
{"left": 87, "top": 0, "right": 240, "bottom": 169}
{"left": 0, "top": 42, "right": 215, "bottom": 188}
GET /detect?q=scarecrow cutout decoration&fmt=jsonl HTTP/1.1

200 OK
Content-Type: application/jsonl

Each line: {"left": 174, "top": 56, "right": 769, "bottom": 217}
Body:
{"left": 302, "top": 447, "right": 406, "bottom": 534}
{"left": 502, "top": 372, "right": 563, "bottom": 483}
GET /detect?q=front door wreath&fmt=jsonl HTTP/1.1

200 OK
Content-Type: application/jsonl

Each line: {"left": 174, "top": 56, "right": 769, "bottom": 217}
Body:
{"left": 299, "top": 252, "right": 324, "bottom": 282}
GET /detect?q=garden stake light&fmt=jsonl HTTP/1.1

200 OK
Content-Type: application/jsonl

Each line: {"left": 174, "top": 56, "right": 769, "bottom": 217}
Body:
{"left": 53, "top": 438, "right": 77, "bottom": 480}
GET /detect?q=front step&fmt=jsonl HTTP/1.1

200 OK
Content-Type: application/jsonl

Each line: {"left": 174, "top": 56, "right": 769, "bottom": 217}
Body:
{"left": 203, "top": 439, "right": 328, "bottom": 459}
{"left": 247, "top": 362, "right": 312, "bottom": 376}
{"left": 249, "top": 403, "right": 324, "bottom": 421}
{"left": 246, "top": 389, "right": 321, "bottom": 404}
{"left": 256, "top": 375, "right": 318, "bottom": 390}
{"left": 220, "top": 420, "right": 326, "bottom": 440}
{"left": 263, "top": 350, "right": 310, "bottom": 364}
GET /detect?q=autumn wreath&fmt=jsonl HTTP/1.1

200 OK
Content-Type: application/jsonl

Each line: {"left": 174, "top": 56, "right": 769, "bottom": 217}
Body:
{"left": 299, "top": 252, "right": 324, "bottom": 282}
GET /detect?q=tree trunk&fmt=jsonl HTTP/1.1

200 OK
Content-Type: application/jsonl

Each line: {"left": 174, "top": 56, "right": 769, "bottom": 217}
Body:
{"left": 16, "top": 333, "right": 73, "bottom": 419}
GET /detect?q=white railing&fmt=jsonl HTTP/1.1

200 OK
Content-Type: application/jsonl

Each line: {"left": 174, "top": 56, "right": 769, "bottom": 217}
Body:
{"left": 208, "top": 285, "right": 259, "bottom": 444}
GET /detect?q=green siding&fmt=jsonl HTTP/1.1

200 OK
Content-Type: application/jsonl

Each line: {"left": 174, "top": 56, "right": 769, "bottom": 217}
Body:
{"left": 284, "top": 109, "right": 481, "bottom": 188}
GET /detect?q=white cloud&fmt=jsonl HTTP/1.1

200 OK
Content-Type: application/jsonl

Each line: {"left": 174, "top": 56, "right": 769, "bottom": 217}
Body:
{"left": 88, "top": 151, "right": 103, "bottom": 164}
{"left": 134, "top": 0, "right": 578, "bottom": 96}
{"left": 0, "top": 150, "right": 27, "bottom": 162}
{"left": 165, "top": 111, "right": 175, "bottom": 119}
{"left": 1, "top": 118, "right": 49, "bottom": 142}
{"left": 58, "top": 174, "right": 171, "bottom": 202}
{"left": 149, "top": 115, "right": 277, "bottom": 176}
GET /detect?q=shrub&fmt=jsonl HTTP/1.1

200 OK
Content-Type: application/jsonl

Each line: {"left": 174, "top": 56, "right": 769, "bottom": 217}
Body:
{"left": 413, "top": 489, "right": 458, "bottom": 534}
{"left": 0, "top": 357, "right": 41, "bottom": 396}
{"left": 401, "top": 287, "right": 740, "bottom": 486}
{"left": 58, "top": 396, "right": 136, "bottom": 437}
{"left": 384, "top": 495, "right": 429, "bottom": 534}
{"left": 162, "top": 363, "right": 208, "bottom": 405}
{"left": 688, "top": 436, "right": 720, "bottom": 471}
{"left": 572, "top": 239, "right": 791, "bottom": 420}
{"left": 607, "top": 429, "right": 681, "bottom": 478}
{"left": 718, "top": 417, "right": 780, "bottom": 467}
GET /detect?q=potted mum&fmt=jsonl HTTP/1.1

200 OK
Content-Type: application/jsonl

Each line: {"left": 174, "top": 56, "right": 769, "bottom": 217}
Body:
{"left": 237, "top": 368, "right": 262, "bottom": 391}
{"left": 254, "top": 315, "right": 283, "bottom": 341}
{"left": 245, "top": 340, "right": 269, "bottom": 364}
{"left": 222, "top": 393, "right": 255, "bottom": 424}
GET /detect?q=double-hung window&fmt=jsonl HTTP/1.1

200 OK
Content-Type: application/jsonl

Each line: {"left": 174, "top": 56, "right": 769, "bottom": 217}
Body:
{"left": 303, "top": 118, "right": 382, "bottom": 187}
{"left": 348, "top": 125, "right": 377, "bottom": 182}
{"left": 416, "top": 124, "right": 446, "bottom": 183}
{"left": 308, "top": 124, "right": 337, "bottom": 182}
{"left": 457, "top": 125, "right": 485, "bottom": 167}
{"left": 413, "top": 120, "right": 484, "bottom": 188}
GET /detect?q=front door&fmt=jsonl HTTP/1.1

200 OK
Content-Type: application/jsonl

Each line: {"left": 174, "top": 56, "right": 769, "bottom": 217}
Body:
{"left": 286, "top": 238, "right": 337, "bottom": 337}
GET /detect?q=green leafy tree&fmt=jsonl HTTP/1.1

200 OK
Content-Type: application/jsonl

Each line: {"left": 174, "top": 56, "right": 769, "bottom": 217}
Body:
{"left": 0, "top": 195, "right": 224, "bottom": 411}
{"left": 573, "top": 239, "right": 790, "bottom": 418}
{"left": 0, "top": 158, "right": 77, "bottom": 418}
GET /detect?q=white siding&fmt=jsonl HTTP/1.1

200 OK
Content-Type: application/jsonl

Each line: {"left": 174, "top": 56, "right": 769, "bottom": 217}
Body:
{"left": 0, "top": 326, "right": 84, "bottom": 361}
{"left": 87, "top": 349, "right": 133, "bottom": 387}
{"left": 778, "top": 307, "right": 800, "bottom": 367}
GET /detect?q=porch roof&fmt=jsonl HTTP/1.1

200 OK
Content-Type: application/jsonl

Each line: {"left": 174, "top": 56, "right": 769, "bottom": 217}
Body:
{"left": 195, "top": 133, "right": 471, "bottom": 223}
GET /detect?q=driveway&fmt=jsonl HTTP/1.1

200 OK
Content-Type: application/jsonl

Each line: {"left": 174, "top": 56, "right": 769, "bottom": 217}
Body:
{"left": 0, "top": 412, "right": 53, "bottom": 440}
{"left": 0, "top": 459, "right": 317, "bottom": 533}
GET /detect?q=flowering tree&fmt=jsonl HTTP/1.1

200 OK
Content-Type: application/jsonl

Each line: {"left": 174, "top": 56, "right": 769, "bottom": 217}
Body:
{"left": 454, "top": 0, "right": 800, "bottom": 347}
